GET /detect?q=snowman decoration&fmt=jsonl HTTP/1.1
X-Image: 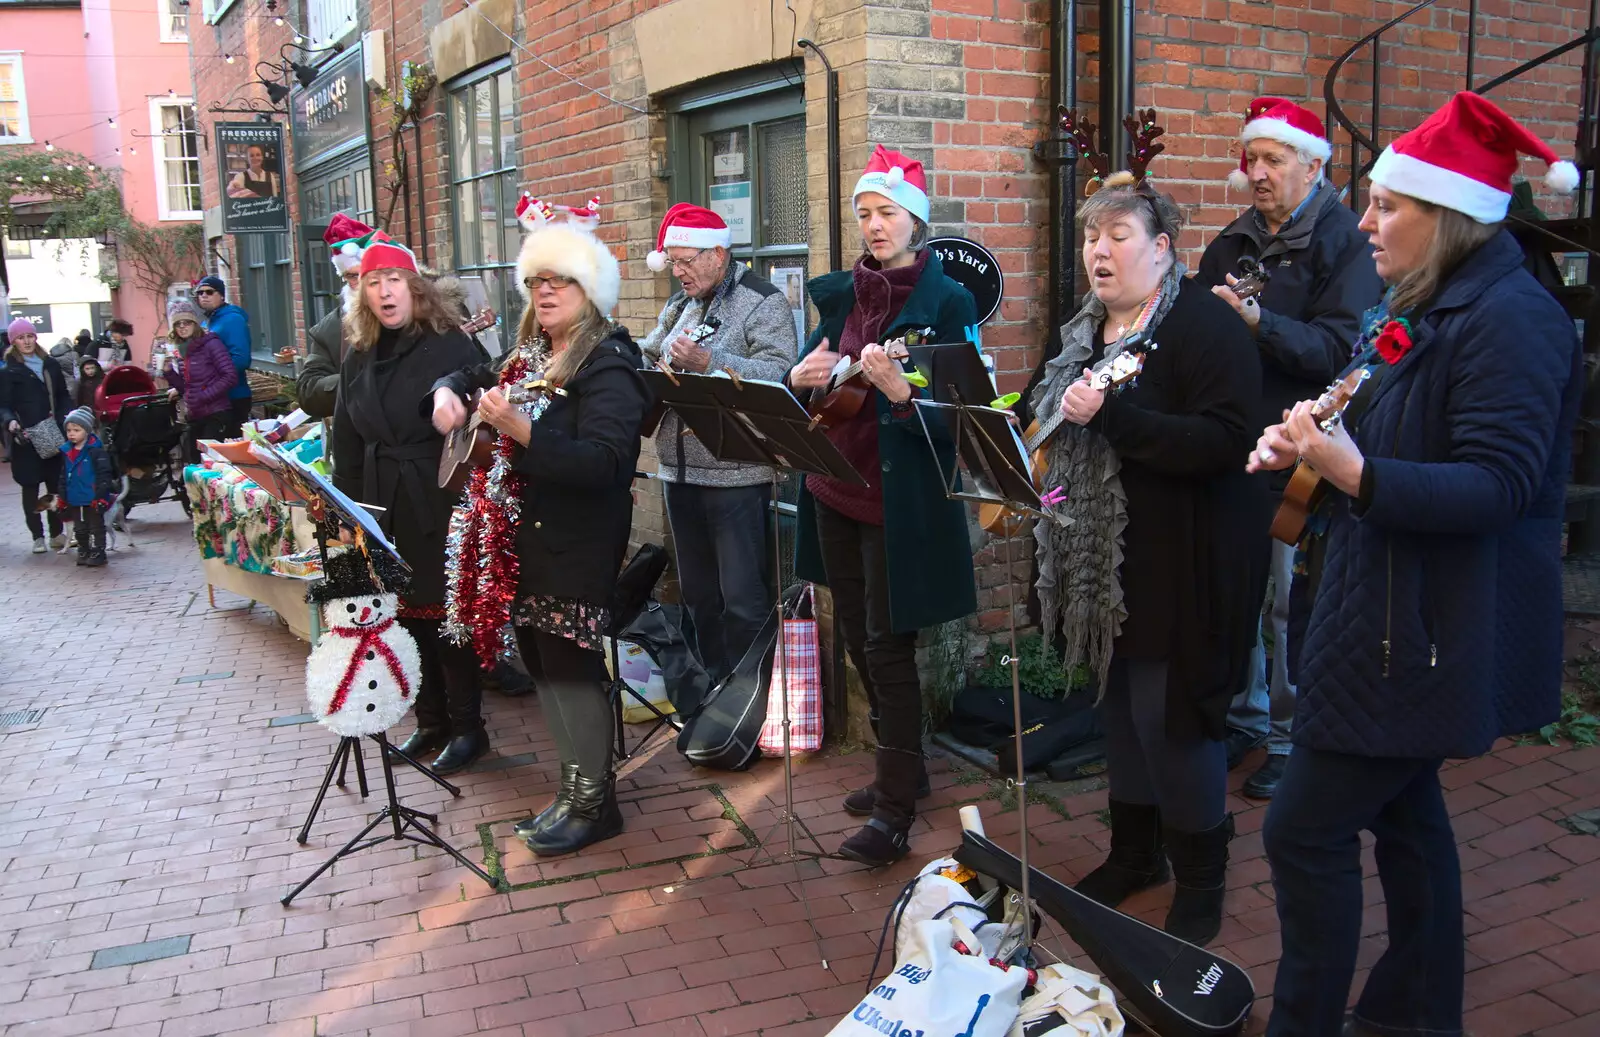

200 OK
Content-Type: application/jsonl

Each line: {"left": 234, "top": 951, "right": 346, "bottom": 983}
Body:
{"left": 305, "top": 549, "right": 421, "bottom": 738}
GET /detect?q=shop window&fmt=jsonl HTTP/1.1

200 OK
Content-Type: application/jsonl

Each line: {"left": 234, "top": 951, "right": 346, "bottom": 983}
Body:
{"left": 159, "top": 0, "right": 188, "bottom": 43}
{"left": 446, "top": 62, "right": 519, "bottom": 352}
{"left": 0, "top": 55, "right": 30, "bottom": 144}
{"left": 305, "top": 0, "right": 358, "bottom": 47}
{"left": 151, "top": 100, "right": 202, "bottom": 220}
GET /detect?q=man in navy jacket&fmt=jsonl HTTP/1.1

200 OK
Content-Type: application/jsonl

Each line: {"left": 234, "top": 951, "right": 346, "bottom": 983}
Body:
{"left": 195, "top": 275, "right": 252, "bottom": 434}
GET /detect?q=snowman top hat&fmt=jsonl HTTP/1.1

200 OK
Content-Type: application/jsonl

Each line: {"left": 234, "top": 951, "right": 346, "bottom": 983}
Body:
{"left": 308, "top": 548, "right": 410, "bottom": 604}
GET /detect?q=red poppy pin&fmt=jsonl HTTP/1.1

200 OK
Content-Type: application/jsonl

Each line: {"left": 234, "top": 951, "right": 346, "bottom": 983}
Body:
{"left": 1373, "top": 319, "right": 1414, "bottom": 365}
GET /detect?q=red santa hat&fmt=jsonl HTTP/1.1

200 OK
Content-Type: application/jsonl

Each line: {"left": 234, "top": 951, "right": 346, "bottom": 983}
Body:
{"left": 1227, "top": 97, "right": 1333, "bottom": 192}
{"left": 324, "top": 213, "right": 376, "bottom": 275}
{"left": 645, "top": 204, "right": 733, "bottom": 272}
{"left": 357, "top": 232, "right": 419, "bottom": 277}
{"left": 852, "top": 144, "right": 930, "bottom": 224}
{"left": 1371, "top": 91, "right": 1579, "bottom": 224}
{"left": 516, "top": 194, "right": 620, "bottom": 316}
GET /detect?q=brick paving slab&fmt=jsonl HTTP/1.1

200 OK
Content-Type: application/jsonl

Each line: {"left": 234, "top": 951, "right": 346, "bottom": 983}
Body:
{"left": 1, "top": 479, "right": 1598, "bottom": 1035}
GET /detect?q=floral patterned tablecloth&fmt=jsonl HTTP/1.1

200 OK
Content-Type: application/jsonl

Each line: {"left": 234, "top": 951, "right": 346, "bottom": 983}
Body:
{"left": 184, "top": 464, "right": 300, "bottom": 574}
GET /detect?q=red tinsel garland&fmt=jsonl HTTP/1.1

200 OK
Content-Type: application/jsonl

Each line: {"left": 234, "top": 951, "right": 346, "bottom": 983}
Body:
{"left": 447, "top": 352, "right": 531, "bottom": 669}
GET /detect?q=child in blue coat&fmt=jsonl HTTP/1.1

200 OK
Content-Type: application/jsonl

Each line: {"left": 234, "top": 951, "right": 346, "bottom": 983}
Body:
{"left": 57, "top": 406, "right": 116, "bottom": 566}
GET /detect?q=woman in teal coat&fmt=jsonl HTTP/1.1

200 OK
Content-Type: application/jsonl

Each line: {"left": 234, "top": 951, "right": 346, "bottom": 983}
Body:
{"left": 790, "top": 145, "right": 978, "bottom": 865}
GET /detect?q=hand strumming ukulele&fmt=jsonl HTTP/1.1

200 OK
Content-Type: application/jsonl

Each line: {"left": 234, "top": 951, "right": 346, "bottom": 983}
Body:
{"left": 438, "top": 378, "right": 565, "bottom": 494}
{"left": 1268, "top": 367, "right": 1371, "bottom": 545}
{"left": 641, "top": 316, "right": 722, "bottom": 437}
{"left": 976, "top": 331, "right": 1153, "bottom": 536}
{"left": 1226, "top": 255, "right": 1271, "bottom": 303}
{"left": 803, "top": 327, "right": 934, "bottom": 431}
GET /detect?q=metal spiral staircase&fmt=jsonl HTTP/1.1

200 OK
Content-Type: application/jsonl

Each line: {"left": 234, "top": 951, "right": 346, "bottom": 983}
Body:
{"left": 1323, "top": 0, "right": 1600, "bottom": 614}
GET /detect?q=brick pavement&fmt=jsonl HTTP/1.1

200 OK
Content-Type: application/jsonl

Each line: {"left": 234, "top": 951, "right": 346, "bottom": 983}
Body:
{"left": 0, "top": 478, "right": 1596, "bottom": 1036}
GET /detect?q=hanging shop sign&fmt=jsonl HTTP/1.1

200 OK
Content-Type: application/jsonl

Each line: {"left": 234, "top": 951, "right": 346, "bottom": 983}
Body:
{"left": 927, "top": 236, "right": 1003, "bottom": 325}
{"left": 289, "top": 46, "right": 370, "bottom": 169}
{"left": 216, "top": 122, "right": 290, "bottom": 234}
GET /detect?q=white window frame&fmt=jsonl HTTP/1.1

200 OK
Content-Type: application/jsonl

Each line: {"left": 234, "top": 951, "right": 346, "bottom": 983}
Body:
{"left": 149, "top": 98, "right": 202, "bottom": 221}
{"left": 305, "top": 0, "right": 360, "bottom": 49}
{"left": 202, "top": 0, "right": 238, "bottom": 26}
{"left": 159, "top": 0, "right": 189, "bottom": 43}
{"left": 0, "top": 53, "right": 32, "bottom": 146}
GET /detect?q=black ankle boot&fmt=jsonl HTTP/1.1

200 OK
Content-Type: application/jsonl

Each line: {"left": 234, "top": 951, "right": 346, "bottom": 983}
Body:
{"left": 526, "top": 771, "right": 623, "bottom": 856}
{"left": 1074, "top": 800, "right": 1171, "bottom": 908}
{"left": 842, "top": 763, "right": 932, "bottom": 817}
{"left": 397, "top": 725, "right": 450, "bottom": 759}
{"left": 75, "top": 527, "right": 90, "bottom": 565}
{"left": 515, "top": 761, "right": 579, "bottom": 839}
{"left": 1163, "top": 814, "right": 1234, "bottom": 946}
{"left": 431, "top": 726, "right": 490, "bottom": 775}
{"left": 837, "top": 817, "right": 911, "bottom": 866}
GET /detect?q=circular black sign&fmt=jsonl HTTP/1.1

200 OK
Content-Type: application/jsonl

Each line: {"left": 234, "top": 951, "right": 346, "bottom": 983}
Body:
{"left": 927, "top": 236, "right": 1003, "bottom": 325}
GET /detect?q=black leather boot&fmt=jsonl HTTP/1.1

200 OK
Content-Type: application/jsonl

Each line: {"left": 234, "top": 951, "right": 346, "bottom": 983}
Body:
{"left": 431, "top": 726, "right": 489, "bottom": 775}
{"left": 397, "top": 677, "right": 450, "bottom": 759}
{"left": 837, "top": 817, "right": 911, "bottom": 866}
{"left": 514, "top": 760, "right": 579, "bottom": 839}
{"left": 1163, "top": 814, "right": 1234, "bottom": 947}
{"left": 525, "top": 771, "right": 623, "bottom": 856}
{"left": 839, "top": 748, "right": 918, "bottom": 866}
{"left": 397, "top": 725, "right": 449, "bottom": 758}
{"left": 842, "top": 762, "right": 931, "bottom": 816}
{"left": 1074, "top": 800, "right": 1171, "bottom": 908}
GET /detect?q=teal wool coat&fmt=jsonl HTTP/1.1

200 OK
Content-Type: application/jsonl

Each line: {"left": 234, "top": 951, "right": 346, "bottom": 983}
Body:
{"left": 793, "top": 250, "right": 980, "bottom": 633}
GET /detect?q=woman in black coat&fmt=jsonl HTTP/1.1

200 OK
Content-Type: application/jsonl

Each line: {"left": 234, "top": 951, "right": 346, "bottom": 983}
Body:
{"left": 332, "top": 238, "right": 486, "bottom": 775}
{"left": 1249, "top": 93, "right": 1582, "bottom": 1037}
{"left": 1026, "top": 174, "right": 1267, "bottom": 946}
{"left": 0, "top": 320, "right": 73, "bottom": 552}
{"left": 433, "top": 209, "right": 646, "bottom": 858}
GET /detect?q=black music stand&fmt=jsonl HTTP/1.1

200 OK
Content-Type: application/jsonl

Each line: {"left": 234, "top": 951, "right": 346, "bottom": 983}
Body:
{"left": 911, "top": 371, "right": 1047, "bottom": 949}
{"left": 643, "top": 367, "right": 865, "bottom": 968}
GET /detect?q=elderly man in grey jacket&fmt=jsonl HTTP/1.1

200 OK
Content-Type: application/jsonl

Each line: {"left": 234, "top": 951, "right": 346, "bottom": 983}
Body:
{"left": 641, "top": 204, "right": 800, "bottom": 682}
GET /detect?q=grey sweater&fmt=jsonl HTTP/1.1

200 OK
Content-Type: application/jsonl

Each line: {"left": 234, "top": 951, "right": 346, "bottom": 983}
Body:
{"left": 639, "top": 262, "right": 799, "bottom": 486}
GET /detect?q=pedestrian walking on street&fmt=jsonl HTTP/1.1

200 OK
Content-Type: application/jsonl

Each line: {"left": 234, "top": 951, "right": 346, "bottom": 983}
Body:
{"left": 160, "top": 299, "right": 237, "bottom": 461}
{"left": 194, "top": 276, "right": 253, "bottom": 435}
{"left": 75, "top": 356, "right": 106, "bottom": 413}
{"left": 0, "top": 318, "right": 72, "bottom": 553}
{"left": 333, "top": 233, "right": 486, "bottom": 776}
{"left": 432, "top": 195, "right": 647, "bottom": 857}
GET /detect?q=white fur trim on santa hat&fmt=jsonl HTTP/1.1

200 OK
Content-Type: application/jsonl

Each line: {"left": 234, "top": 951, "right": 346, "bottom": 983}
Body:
{"left": 1371, "top": 146, "right": 1510, "bottom": 224}
{"left": 331, "top": 241, "right": 364, "bottom": 275}
{"left": 1241, "top": 116, "right": 1332, "bottom": 164}
{"left": 853, "top": 169, "right": 930, "bottom": 224}
{"left": 646, "top": 223, "right": 732, "bottom": 272}
{"left": 517, "top": 223, "right": 621, "bottom": 316}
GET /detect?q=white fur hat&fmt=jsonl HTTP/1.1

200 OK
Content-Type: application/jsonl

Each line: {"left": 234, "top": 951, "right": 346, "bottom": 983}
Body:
{"left": 516, "top": 209, "right": 620, "bottom": 317}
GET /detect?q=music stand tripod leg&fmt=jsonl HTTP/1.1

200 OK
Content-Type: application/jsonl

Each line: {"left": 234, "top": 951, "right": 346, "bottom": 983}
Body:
{"left": 295, "top": 737, "right": 354, "bottom": 845}
{"left": 383, "top": 738, "right": 463, "bottom": 797}
{"left": 376, "top": 733, "right": 498, "bottom": 890}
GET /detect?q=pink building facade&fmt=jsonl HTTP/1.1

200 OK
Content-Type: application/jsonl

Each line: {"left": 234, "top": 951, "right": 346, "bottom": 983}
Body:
{"left": 2, "top": 0, "right": 199, "bottom": 364}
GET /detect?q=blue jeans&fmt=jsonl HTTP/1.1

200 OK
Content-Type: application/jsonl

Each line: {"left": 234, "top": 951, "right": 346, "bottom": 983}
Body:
{"left": 1226, "top": 538, "right": 1296, "bottom": 753}
{"left": 1264, "top": 748, "right": 1462, "bottom": 1037}
{"left": 663, "top": 481, "right": 771, "bottom": 683}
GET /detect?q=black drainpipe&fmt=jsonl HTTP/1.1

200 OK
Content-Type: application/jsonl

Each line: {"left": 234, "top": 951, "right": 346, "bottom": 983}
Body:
{"left": 798, "top": 39, "right": 842, "bottom": 272}
{"left": 1099, "top": 0, "right": 1136, "bottom": 163}
{"left": 1044, "top": 0, "right": 1079, "bottom": 338}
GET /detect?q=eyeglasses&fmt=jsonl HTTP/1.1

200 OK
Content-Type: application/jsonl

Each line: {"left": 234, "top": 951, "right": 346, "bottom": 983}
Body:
{"left": 523, "top": 274, "right": 576, "bottom": 291}
{"left": 667, "top": 249, "right": 707, "bottom": 273}
{"left": 194, "top": 288, "right": 219, "bottom": 296}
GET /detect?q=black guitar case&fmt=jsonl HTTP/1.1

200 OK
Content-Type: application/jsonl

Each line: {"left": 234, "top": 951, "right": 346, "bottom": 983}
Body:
{"left": 954, "top": 831, "right": 1254, "bottom": 1037}
{"left": 674, "top": 607, "right": 776, "bottom": 771}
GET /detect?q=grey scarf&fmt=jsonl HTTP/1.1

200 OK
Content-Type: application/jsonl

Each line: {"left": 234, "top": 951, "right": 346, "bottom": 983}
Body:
{"left": 1029, "top": 262, "right": 1186, "bottom": 695}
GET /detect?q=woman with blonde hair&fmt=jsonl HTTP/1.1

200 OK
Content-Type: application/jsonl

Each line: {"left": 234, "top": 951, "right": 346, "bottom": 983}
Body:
{"left": 432, "top": 196, "right": 647, "bottom": 857}
{"left": 332, "top": 233, "right": 487, "bottom": 775}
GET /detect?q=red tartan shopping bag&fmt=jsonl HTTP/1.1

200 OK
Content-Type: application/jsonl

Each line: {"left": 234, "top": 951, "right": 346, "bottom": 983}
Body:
{"left": 759, "top": 584, "right": 822, "bottom": 755}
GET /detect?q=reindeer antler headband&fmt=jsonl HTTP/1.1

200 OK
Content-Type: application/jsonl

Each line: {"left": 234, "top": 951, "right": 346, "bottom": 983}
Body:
{"left": 1059, "top": 106, "right": 1167, "bottom": 196}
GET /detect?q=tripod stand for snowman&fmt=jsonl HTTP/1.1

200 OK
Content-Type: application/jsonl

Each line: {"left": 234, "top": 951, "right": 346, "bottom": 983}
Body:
{"left": 225, "top": 441, "right": 497, "bottom": 905}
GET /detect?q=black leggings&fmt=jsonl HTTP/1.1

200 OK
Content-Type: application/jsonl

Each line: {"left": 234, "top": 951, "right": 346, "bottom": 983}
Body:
{"left": 1101, "top": 659, "right": 1227, "bottom": 833}
{"left": 515, "top": 626, "right": 613, "bottom": 778}
{"left": 18, "top": 469, "right": 63, "bottom": 540}
{"left": 401, "top": 618, "right": 482, "bottom": 736}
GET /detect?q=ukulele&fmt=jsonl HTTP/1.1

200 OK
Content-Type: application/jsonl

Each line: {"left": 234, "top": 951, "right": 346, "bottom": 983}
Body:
{"left": 437, "top": 377, "right": 564, "bottom": 493}
{"left": 641, "top": 317, "right": 723, "bottom": 437}
{"left": 1268, "top": 367, "right": 1372, "bottom": 545}
{"left": 460, "top": 307, "right": 497, "bottom": 337}
{"left": 803, "top": 327, "right": 934, "bottom": 431}
{"left": 1227, "top": 255, "right": 1271, "bottom": 303}
{"left": 977, "top": 333, "right": 1153, "bottom": 536}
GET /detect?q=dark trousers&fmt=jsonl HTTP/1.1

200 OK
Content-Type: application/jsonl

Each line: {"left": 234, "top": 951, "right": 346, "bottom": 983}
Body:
{"left": 224, "top": 395, "right": 252, "bottom": 437}
{"left": 67, "top": 504, "right": 106, "bottom": 554}
{"left": 1100, "top": 659, "right": 1227, "bottom": 833}
{"left": 1264, "top": 748, "right": 1462, "bottom": 1037}
{"left": 19, "top": 471, "right": 64, "bottom": 540}
{"left": 184, "top": 412, "right": 231, "bottom": 464}
{"left": 663, "top": 481, "right": 771, "bottom": 683}
{"left": 515, "top": 626, "right": 613, "bottom": 778}
{"left": 401, "top": 619, "right": 482, "bottom": 738}
{"left": 813, "top": 499, "right": 922, "bottom": 825}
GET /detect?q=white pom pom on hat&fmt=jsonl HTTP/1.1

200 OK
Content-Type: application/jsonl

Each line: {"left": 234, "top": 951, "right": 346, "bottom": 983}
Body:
{"left": 1227, "top": 168, "right": 1251, "bottom": 193}
{"left": 1547, "top": 159, "right": 1581, "bottom": 194}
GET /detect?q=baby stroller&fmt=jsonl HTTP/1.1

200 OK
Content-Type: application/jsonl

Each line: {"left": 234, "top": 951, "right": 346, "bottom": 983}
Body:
{"left": 95, "top": 365, "right": 189, "bottom": 515}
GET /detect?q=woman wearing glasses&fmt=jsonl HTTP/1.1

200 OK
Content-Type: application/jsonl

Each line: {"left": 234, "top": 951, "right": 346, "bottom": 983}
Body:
{"left": 432, "top": 198, "right": 648, "bottom": 857}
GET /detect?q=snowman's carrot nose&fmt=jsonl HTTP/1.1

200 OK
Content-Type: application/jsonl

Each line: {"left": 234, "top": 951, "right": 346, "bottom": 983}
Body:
{"left": 359, "top": 606, "right": 371, "bottom": 623}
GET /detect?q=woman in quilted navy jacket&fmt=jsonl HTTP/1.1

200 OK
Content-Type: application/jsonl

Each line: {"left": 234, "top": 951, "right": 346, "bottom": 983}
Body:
{"left": 1248, "top": 94, "right": 1582, "bottom": 1037}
